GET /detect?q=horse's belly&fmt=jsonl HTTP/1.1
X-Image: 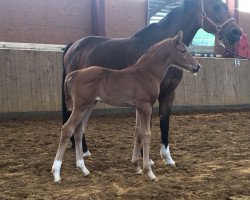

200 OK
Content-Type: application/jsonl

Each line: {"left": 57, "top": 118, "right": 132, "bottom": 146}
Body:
{"left": 99, "top": 96, "right": 134, "bottom": 108}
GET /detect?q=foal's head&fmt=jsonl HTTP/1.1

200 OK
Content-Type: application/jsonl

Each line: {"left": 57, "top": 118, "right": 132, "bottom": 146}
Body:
{"left": 167, "top": 31, "right": 201, "bottom": 74}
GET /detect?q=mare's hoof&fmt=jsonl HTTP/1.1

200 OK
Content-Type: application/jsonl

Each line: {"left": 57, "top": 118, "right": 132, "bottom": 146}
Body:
{"left": 83, "top": 151, "right": 91, "bottom": 158}
{"left": 164, "top": 159, "right": 175, "bottom": 166}
{"left": 160, "top": 147, "right": 175, "bottom": 166}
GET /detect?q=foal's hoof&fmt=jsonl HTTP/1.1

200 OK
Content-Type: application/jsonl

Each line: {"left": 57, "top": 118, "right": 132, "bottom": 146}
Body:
{"left": 76, "top": 160, "right": 90, "bottom": 176}
{"left": 149, "top": 159, "right": 154, "bottom": 166}
{"left": 148, "top": 172, "right": 158, "bottom": 181}
{"left": 52, "top": 169, "right": 61, "bottom": 183}
{"left": 53, "top": 174, "right": 62, "bottom": 183}
{"left": 77, "top": 167, "right": 90, "bottom": 177}
{"left": 135, "top": 168, "right": 143, "bottom": 175}
{"left": 83, "top": 168, "right": 90, "bottom": 176}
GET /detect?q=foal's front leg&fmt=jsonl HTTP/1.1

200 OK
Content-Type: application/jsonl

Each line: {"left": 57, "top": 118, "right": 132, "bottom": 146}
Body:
{"left": 132, "top": 110, "right": 143, "bottom": 174}
{"left": 138, "top": 105, "right": 157, "bottom": 181}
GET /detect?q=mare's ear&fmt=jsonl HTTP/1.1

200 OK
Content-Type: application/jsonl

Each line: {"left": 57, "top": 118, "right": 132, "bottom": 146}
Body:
{"left": 172, "top": 31, "right": 183, "bottom": 46}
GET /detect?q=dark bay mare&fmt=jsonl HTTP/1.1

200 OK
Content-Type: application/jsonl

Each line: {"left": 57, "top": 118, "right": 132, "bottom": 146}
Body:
{"left": 62, "top": 0, "right": 242, "bottom": 165}
{"left": 52, "top": 32, "right": 200, "bottom": 182}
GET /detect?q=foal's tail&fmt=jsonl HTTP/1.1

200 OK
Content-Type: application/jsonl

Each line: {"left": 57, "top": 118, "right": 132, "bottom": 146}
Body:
{"left": 64, "top": 71, "right": 77, "bottom": 112}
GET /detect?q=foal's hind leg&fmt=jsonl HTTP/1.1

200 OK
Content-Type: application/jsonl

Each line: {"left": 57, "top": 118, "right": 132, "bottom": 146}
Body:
{"left": 74, "top": 106, "right": 94, "bottom": 176}
{"left": 80, "top": 106, "right": 95, "bottom": 157}
{"left": 52, "top": 109, "right": 84, "bottom": 183}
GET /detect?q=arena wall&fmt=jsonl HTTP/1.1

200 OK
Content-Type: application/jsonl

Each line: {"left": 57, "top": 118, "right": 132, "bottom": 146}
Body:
{"left": 0, "top": 47, "right": 249, "bottom": 114}
{"left": 0, "top": 0, "right": 91, "bottom": 44}
{"left": 105, "top": 0, "right": 147, "bottom": 38}
{"left": 0, "top": 0, "right": 147, "bottom": 44}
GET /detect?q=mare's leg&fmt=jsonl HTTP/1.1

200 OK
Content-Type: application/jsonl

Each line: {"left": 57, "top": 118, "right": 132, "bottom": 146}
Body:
{"left": 158, "top": 67, "right": 183, "bottom": 165}
{"left": 158, "top": 91, "right": 175, "bottom": 166}
{"left": 132, "top": 110, "right": 143, "bottom": 174}
{"left": 74, "top": 107, "right": 94, "bottom": 176}
{"left": 138, "top": 104, "right": 156, "bottom": 180}
{"left": 52, "top": 109, "right": 85, "bottom": 183}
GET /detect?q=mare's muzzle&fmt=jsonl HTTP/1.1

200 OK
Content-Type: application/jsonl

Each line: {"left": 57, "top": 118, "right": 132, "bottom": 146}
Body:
{"left": 191, "top": 64, "right": 201, "bottom": 74}
{"left": 225, "top": 28, "right": 242, "bottom": 45}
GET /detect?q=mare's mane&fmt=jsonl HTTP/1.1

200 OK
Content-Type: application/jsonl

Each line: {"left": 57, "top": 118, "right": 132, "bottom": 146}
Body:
{"left": 132, "top": 2, "right": 183, "bottom": 38}
{"left": 135, "top": 38, "right": 173, "bottom": 65}
{"left": 132, "top": 23, "right": 158, "bottom": 38}
{"left": 183, "top": 0, "right": 197, "bottom": 11}
{"left": 133, "top": 0, "right": 210, "bottom": 38}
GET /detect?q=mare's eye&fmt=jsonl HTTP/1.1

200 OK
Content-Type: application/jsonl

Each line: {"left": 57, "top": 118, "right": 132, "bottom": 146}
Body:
{"left": 181, "top": 49, "right": 186, "bottom": 53}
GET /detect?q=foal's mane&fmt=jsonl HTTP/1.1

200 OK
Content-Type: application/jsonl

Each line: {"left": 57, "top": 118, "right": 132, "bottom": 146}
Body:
{"left": 135, "top": 38, "right": 173, "bottom": 65}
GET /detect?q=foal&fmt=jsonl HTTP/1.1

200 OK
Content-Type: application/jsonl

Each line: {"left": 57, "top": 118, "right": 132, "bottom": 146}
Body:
{"left": 52, "top": 31, "right": 200, "bottom": 182}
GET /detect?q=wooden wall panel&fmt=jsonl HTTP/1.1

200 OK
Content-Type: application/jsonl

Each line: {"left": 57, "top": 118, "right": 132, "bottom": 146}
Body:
{"left": 0, "top": 48, "right": 63, "bottom": 113}
{"left": 0, "top": 48, "right": 250, "bottom": 114}
{"left": 174, "top": 58, "right": 250, "bottom": 106}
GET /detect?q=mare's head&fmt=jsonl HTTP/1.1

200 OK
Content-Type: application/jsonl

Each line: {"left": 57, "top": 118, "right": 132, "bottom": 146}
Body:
{"left": 185, "top": 0, "right": 242, "bottom": 48}
{"left": 168, "top": 31, "right": 200, "bottom": 74}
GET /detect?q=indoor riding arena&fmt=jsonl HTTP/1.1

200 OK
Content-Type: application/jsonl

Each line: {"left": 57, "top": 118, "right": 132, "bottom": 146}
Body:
{"left": 0, "top": 0, "right": 250, "bottom": 199}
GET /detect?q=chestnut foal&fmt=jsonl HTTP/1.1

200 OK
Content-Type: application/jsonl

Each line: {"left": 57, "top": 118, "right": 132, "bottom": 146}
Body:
{"left": 52, "top": 31, "right": 200, "bottom": 182}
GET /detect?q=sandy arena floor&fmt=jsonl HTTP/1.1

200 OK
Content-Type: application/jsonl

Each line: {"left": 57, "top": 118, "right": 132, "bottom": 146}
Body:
{"left": 0, "top": 111, "right": 250, "bottom": 200}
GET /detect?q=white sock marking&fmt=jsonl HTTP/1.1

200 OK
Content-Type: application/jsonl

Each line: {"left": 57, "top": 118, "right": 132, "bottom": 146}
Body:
{"left": 160, "top": 144, "right": 175, "bottom": 166}
{"left": 76, "top": 159, "right": 90, "bottom": 176}
{"left": 52, "top": 160, "right": 62, "bottom": 183}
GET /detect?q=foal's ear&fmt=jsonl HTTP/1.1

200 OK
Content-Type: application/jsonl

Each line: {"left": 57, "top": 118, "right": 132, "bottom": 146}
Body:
{"left": 173, "top": 31, "right": 183, "bottom": 46}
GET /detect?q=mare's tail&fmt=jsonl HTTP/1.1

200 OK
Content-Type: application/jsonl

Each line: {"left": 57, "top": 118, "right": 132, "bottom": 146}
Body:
{"left": 62, "top": 43, "right": 74, "bottom": 124}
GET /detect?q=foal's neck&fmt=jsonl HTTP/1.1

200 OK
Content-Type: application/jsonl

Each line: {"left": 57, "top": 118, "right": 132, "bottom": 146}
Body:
{"left": 136, "top": 44, "right": 173, "bottom": 83}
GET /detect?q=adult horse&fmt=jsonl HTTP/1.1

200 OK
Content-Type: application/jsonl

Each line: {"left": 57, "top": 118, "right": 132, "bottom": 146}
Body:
{"left": 62, "top": 0, "right": 242, "bottom": 165}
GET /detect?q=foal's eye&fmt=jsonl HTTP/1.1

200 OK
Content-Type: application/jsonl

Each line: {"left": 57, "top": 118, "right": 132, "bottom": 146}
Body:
{"left": 180, "top": 49, "right": 186, "bottom": 53}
